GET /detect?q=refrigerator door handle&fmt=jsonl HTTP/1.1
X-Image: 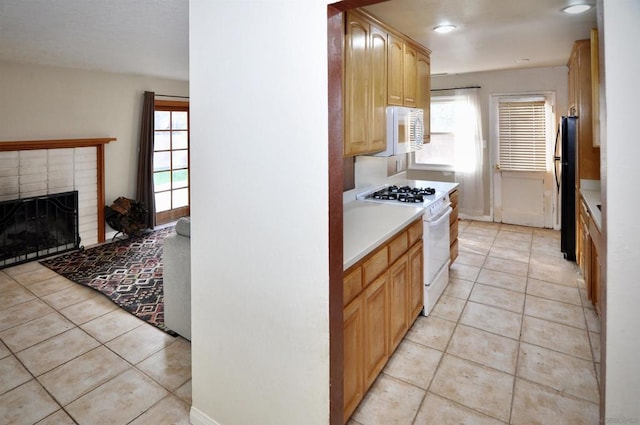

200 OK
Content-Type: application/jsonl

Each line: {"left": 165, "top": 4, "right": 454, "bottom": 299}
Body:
{"left": 553, "top": 123, "right": 561, "bottom": 193}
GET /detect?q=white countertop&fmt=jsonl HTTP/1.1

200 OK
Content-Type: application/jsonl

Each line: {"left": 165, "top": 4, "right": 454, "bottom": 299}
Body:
{"left": 406, "top": 179, "right": 459, "bottom": 194}
{"left": 343, "top": 201, "right": 424, "bottom": 270}
{"left": 581, "top": 188, "right": 602, "bottom": 230}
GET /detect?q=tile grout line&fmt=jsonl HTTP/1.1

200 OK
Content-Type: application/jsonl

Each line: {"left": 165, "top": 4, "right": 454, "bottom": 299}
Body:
{"left": 507, "top": 226, "right": 532, "bottom": 425}
{"left": 1, "top": 264, "right": 191, "bottom": 423}
{"left": 411, "top": 223, "right": 512, "bottom": 425}
{"left": 409, "top": 223, "right": 476, "bottom": 425}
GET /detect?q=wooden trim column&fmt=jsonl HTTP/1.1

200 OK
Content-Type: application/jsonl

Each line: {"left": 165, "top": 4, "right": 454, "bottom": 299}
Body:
{"left": 328, "top": 6, "right": 344, "bottom": 425}
{"left": 96, "top": 143, "right": 107, "bottom": 242}
{"left": 0, "top": 138, "right": 116, "bottom": 243}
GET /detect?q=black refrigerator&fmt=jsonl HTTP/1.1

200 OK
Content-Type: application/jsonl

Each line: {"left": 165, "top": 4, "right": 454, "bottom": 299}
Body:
{"left": 555, "top": 116, "right": 577, "bottom": 261}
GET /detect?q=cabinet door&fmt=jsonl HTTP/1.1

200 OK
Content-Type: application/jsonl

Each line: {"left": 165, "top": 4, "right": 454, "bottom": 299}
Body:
{"left": 403, "top": 43, "right": 418, "bottom": 107}
{"left": 369, "top": 25, "right": 388, "bottom": 152}
{"left": 408, "top": 241, "right": 424, "bottom": 320}
{"left": 343, "top": 297, "right": 364, "bottom": 420}
{"left": 568, "top": 53, "right": 577, "bottom": 116}
{"left": 387, "top": 34, "right": 403, "bottom": 106}
{"left": 388, "top": 254, "right": 409, "bottom": 353}
{"left": 416, "top": 52, "right": 431, "bottom": 143}
{"left": 344, "top": 14, "right": 370, "bottom": 156}
{"left": 363, "top": 274, "right": 388, "bottom": 390}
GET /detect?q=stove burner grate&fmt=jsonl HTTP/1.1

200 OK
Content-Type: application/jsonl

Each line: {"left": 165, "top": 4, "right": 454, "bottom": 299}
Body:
{"left": 370, "top": 185, "right": 435, "bottom": 203}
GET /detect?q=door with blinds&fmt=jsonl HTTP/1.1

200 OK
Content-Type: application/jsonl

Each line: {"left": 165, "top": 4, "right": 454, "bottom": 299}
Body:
{"left": 492, "top": 94, "right": 555, "bottom": 228}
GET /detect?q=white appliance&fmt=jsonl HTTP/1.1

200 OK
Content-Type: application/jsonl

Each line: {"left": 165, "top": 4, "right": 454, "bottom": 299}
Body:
{"left": 356, "top": 183, "right": 452, "bottom": 315}
{"left": 369, "top": 106, "right": 424, "bottom": 157}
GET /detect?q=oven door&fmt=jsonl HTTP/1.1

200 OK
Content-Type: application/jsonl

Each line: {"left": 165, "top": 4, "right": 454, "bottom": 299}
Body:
{"left": 424, "top": 206, "right": 452, "bottom": 285}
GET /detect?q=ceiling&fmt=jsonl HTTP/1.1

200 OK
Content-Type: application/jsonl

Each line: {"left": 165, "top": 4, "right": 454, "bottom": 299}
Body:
{"left": 364, "top": 0, "right": 597, "bottom": 75}
{"left": 0, "top": 0, "right": 189, "bottom": 80}
{"left": 0, "top": 1, "right": 595, "bottom": 80}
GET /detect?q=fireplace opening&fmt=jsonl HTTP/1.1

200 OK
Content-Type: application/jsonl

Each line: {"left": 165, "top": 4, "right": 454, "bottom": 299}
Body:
{"left": 0, "top": 191, "right": 80, "bottom": 269}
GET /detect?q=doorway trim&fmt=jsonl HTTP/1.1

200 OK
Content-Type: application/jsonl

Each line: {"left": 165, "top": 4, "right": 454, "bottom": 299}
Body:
{"left": 489, "top": 90, "right": 558, "bottom": 228}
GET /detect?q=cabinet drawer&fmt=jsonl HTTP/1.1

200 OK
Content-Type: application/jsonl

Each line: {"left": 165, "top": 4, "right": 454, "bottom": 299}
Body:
{"left": 344, "top": 267, "right": 363, "bottom": 307}
{"left": 363, "top": 247, "right": 388, "bottom": 287}
{"left": 407, "top": 219, "right": 423, "bottom": 247}
{"left": 450, "top": 205, "right": 459, "bottom": 225}
{"left": 388, "top": 231, "right": 408, "bottom": 265}
{"left": 449, "top": 190, "right": 459, "bottom": 208}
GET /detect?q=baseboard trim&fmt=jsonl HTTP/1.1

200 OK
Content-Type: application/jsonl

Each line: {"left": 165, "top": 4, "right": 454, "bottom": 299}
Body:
{"left": 190, "top": 406, "right": 220, "bottom": 425}
{"left": 459, "top": 213, "right": 493, "bottom": 222}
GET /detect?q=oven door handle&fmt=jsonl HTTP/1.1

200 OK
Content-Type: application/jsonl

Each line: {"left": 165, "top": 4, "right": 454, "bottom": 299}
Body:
{"left": 426, "top": 205, "right": 452, "bottom": 224}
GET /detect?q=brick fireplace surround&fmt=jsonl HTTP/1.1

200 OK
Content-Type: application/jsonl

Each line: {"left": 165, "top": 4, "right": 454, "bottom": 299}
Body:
{"left": 0, "top": 138, "right": 115, "bottom": 246}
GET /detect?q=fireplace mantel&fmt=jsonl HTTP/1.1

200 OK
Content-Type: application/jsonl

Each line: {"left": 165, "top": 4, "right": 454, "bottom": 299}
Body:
{"left": 0, "top": 138, "right": 116, "bottom": 151}
{"left": 0, "top": 137, "right": 116, "bottom": 243}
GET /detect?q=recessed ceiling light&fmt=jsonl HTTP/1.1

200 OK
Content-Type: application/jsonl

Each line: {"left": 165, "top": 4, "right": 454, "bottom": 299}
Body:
{"left": 433, "top": 24, "right": 457, "bottom": 34}
{"left": 562, "top": 4, "right": 592, "bottom": 14}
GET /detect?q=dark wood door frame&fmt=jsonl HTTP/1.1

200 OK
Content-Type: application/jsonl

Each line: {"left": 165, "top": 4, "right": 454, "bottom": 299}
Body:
{"left": 327, "top": 2, "right": 389, "bottom": 424}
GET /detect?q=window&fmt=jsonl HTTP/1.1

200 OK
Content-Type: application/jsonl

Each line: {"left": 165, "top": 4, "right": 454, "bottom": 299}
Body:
{"left": 498, "top": 99, "right": 547, "bottom": 171}
{"left": 153, "top": 100, "right": 189, "bottom": 224}
{"left": 413, "top": 96, "right": 456, "bottom": 169}
{"left": 412, "top": 89, "right": 483, "bottom": 174}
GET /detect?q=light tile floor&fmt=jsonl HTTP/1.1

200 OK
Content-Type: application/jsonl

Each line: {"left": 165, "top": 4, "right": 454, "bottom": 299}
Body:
{"left": 0, "top": 220, "right": 601, "bottom": 424}
{"left": 349, "top": 219, "right": 601, "bottom": 425}
{"left": 0, "top": 261, "right": 192, "bottom": 425}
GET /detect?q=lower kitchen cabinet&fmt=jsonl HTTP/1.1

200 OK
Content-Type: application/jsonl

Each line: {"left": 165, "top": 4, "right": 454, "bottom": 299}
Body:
{"left": 363, "top": 274, "right": 388, "bottom": 389}
{"left": 388, "top": 254, "right": 410, "bottom": 353}
{"left": 449, "top": 188, "right": 459, "bottom": 263}
{"left": 408, "top": 241, "right": 424, "bottom": 319}
{"left": 342, "top": 218, "right": 423, "bottom": 423}
{"left": 579, "top": 195, "right": 602, "bottom": 314}
{"left": 343, "top": 296, "right": 364, "bottom": 420}
{"left": 587, "top": 214, "right": 602, "bottom": 314}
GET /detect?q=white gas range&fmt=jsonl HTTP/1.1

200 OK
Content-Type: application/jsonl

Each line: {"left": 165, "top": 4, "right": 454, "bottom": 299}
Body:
{"left": 357, "top": 182, "right": 452, "bottom": 316}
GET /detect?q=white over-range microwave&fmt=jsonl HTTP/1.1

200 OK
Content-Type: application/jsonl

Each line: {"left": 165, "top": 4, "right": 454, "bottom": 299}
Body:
{"left": 370, "top": 106, "right": 424, "bottom": 157}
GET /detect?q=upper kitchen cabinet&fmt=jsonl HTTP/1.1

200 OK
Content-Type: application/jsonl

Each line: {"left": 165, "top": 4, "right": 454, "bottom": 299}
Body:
{"left": 416, "top": 52, "right": 431, "bottom": 144}
{"left": 590, "top": 29, "right": 600, "bottom": 148}
{"left": 344, "top": 10, "right": 431, "bottom": 157}
{"left": 568, "top": 39, "right": 600, "bottom": 182}
{"left": 387, "top": 34, "right": 417, "bottom": 107}
{"left": 344, "top": 11, "right": 387, "bottom": 157}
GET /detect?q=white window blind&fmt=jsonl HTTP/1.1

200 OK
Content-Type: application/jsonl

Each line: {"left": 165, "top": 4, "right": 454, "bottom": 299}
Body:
{"left": 498, "top": 100, "right": 547, "bottom": 171}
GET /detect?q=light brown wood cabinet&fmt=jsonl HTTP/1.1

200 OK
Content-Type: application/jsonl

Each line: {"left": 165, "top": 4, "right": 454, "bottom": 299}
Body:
{"left": 388, "top": 254, "right": 410, "bottom": 353}
{"left": 387, "top": 34, "right": 418, "bottom": 107}
{"left": 577, "top": 198, "right": 589, "bottom": 273}
{"left": 578, "top": 196, "right": 601, "bottom": 314}
{"left": 344, "top": 10, "right": 431, "bottom": 156}
{"left": 568, "top": 39, "right": 599, "bottom": 182}
{"left": 344, "top": 12, "right": 387, "bottom": 156}
{"left": 387, "top": 33, "right": 404, "bottom": 107}
{"left": 402, "top": 42, "right": 417, "bottom": 107}
{"left": 363, "top": 273, "right": 389, "bottom": 389}
{"left": 416, "top": 52, "right": 431, "bottom": 144}
{"left": 408, "top": 241, "right": 424, "bottom": 319}
{"left": 590, "top": 29, "right": 600, "bottom": 148}
{"left": 342, "top": 295, "right": 364, "bottom": 419}
{"left": 449, "top": 189, "right": 459, "bottom": 264}
{"left": 342, "top": 218, "right": 423, "bottom": 422}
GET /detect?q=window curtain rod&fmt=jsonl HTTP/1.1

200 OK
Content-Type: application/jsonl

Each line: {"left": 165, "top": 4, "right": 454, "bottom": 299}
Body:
{"left": 431, "top": 86, "right": 481, "bottom": 92}
{"left": 154, "top": 94, "right": 190, "bottom": 99}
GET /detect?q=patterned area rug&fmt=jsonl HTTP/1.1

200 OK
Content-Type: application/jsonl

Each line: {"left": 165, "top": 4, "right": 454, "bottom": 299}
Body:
{"left": 40, "top": 227, "right": 176, "bottom": 335}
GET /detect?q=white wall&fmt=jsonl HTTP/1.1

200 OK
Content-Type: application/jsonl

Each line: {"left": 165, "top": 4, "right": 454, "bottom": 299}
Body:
{"left": 189, "top": 1, "right": 330, "bottom": 425}
{"left": 601, "top": 0, "right": 640, "bottom": 422}
{"left": 408, "top": 66, "right": 568, "bottom": 218}
{"left": 0, "top": 61, "right": 189, "bottom": 205}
